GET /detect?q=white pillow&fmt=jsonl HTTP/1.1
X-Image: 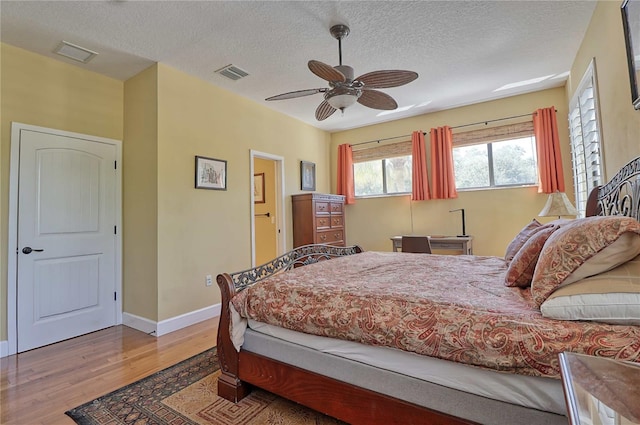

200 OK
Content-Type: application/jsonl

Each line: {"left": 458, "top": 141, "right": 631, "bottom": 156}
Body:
{"left": 560, "top": 232, "right": 640, "bottom": 287}
{"left": 540, "top": 256, "right": 640, "bottom": 325}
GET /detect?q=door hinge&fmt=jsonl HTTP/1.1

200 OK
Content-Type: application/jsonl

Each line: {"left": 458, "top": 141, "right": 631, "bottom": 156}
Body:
{"left": 114, "top": 292, "right": 117, "bottom": 301}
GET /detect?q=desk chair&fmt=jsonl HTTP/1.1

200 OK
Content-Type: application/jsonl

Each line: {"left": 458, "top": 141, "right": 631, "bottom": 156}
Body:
{"left": 401, "top": 236, "right": 432, "bottom": 254}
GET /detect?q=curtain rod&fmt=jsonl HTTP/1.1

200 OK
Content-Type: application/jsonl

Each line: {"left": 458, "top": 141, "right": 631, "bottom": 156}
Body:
{"left": 350, "top": 110, "right": 554, "bottom": 148}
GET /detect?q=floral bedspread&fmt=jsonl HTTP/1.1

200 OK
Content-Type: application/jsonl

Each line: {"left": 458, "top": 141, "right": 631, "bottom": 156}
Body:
{"left": 231, "top": 251, "right": 640, "bottom": 378}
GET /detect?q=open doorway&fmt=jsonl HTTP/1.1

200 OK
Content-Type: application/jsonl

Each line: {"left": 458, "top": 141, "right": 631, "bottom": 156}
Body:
{"left": 250, "top": 150, "right": 285, "bottom": 266}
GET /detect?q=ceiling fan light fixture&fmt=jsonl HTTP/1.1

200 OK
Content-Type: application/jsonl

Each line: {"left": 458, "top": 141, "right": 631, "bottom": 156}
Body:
{"left": 326, "top": 93, "right": 358, "bottom": 110}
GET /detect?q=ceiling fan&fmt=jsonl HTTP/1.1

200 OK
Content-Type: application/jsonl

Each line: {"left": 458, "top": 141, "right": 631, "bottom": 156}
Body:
{"left": 265, "top": 24, "right": 419, "bottom": 121}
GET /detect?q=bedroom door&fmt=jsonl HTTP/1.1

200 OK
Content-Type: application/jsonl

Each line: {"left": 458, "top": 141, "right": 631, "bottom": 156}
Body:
{"left": 16, "top": 128, "right": 119, "bottom": 352}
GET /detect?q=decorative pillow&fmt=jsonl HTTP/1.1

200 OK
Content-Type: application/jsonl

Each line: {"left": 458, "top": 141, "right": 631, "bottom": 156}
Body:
{"left": 505, "top": 225, "right": 559, "bottom": 287}
{"left": 504, "top": 219, "right": 542, "bottom": 263}
{"left": 540, "top": 255, "right": 640, "bottom": 325}
{"left": 531, "top": 216, "right": 640, "bottom": 307}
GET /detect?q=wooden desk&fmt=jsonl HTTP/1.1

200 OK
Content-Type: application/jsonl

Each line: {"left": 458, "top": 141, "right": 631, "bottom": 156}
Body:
{"left": 391, "top": 235, "right": 473, "bottom": 255}
{"left": 559, "top": 351, "right": 640, "bottom": 425}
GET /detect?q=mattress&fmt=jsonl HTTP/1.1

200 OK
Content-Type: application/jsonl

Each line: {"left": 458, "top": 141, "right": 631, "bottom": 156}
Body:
{"left": 247, "top": 318, "right": 566, "bottom": 416}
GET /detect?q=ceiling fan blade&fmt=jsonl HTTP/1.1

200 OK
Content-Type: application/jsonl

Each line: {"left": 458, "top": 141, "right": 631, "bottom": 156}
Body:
{"left": 265, "top": 88, "right": 326, "bottom": 101}
{"left": 315, "top": 100, "right": 337, "bottom": 121}
{"left": 356, "top": 70, "right": 418, "bottom": 88}
{"left": 358, "top": 90, "right": 398, "bottom": 110}
{"left": 308, "top": 60, "right": 346, "bottom": 83}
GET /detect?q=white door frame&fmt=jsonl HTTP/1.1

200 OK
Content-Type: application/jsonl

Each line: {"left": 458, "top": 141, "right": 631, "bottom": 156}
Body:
{"left": 6, "top": 122, "right": 123, "bottom": 356}
{"left": 249, "top": 150, "right": 285, "bottom": 267}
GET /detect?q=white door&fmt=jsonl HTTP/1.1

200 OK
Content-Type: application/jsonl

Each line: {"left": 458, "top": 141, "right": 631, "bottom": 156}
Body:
{"left": 17, "top": 129, "right": 118, "bottom": 352}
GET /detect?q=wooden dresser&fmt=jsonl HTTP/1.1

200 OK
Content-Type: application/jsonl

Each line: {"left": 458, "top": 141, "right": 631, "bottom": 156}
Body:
{"left": 292, "top": 193, "right": 345, "bottom": 247}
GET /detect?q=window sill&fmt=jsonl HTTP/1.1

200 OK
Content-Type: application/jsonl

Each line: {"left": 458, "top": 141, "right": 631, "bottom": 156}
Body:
{"left": 355, "top": 184, "right": 538, "bottom": 199}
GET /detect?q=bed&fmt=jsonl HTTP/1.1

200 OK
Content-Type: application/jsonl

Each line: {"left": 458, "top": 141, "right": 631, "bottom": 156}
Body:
{"left": 216, "top": 156, "right": 640, "bottom": 425}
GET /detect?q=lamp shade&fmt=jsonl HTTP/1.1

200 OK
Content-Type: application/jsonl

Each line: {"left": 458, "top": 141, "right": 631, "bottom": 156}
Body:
{"left": 326, "top": 93, "right": 358, "bottom": 110}
{"left": 538, "top": 192, "right": 578, "bottom": 217}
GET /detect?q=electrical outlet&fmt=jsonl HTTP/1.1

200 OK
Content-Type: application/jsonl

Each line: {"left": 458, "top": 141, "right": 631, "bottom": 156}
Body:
{"left": 205, "top": 275, "right": 213, "bottom": 287}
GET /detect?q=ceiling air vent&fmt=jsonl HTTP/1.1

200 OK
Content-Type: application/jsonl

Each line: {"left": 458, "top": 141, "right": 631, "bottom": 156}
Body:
{"left": 215, "top": 64, "right": 249, "bottom": 81}
{"left": 54, "top": 41, "right": 98, "bottom": 63}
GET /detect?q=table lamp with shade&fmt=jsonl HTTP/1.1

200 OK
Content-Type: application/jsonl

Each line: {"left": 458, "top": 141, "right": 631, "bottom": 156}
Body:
{"left": 538, "top": 191, "right": 579, "bottom": 219}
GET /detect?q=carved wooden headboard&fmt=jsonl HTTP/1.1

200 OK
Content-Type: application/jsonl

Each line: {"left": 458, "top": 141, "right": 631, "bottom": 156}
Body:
{"left": 586, "top": 156, "right": 640, "bottom": 221}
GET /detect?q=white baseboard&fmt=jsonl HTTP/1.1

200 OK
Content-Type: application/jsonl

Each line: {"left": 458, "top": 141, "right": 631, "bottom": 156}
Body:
{"left": 122, "top": 312, "right": 158, "bottom": 335}
{"left": 123, "top": 303, "right": 221, "bottom": 337}
{"left": 0, "top": 305, "right": 220, "bottom": 357}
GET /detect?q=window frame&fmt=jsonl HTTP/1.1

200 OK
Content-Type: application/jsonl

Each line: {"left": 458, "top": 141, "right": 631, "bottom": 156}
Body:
{"left": 452, "top": 123, "right": 538, "bottom": 191}
{"left": 353, "top": 154, "right": 413, "bottom": 197}
{"left": 568, "top": 59, "right": 604, "bottom": 217}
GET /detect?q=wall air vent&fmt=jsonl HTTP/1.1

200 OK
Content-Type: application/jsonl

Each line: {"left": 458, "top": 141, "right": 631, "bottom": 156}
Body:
{"left": 215, "top": 64, "right": 249, "bottom": 81}
{"left": 54, "top": 41, "right": 98, "bottom": 63}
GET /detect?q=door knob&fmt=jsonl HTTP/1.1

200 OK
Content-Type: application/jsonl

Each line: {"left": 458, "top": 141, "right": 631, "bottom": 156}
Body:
{"left": 22, "top": 247, "right": 44, "bottom": 254}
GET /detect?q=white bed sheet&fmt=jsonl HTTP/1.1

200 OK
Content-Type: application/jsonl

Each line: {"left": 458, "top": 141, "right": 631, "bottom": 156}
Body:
{"left": 247, "top": 318, "right": 566, "bottom": 416}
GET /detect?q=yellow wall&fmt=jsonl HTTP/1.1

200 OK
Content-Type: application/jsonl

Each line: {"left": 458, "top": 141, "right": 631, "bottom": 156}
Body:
{"left": 331, "top": 88, "right": 572, "bottom": 256}
{"left": 254, "top": 157, "right": 277, "bottom": 265}
{"left": 123, "top": 65, "right": 159, "bottom": 320}
{"left": 566, "top": 1, "right": 640, "bottom": 175}
{"left": 154, "top": 64, "right": 329, "bottom": 320}
{"left": 0, "top": 43, "right": 123, "bottom": 340}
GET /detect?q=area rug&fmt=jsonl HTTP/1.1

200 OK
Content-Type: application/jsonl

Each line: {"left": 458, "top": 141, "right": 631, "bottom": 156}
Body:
{"left": 66, "top": 347, "right": 344, "bottom": 425}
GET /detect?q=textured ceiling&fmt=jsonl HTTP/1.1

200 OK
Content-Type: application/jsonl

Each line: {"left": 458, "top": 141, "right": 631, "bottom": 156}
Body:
{"left": 0, "top": 1, "right": 597, "bottom": 132}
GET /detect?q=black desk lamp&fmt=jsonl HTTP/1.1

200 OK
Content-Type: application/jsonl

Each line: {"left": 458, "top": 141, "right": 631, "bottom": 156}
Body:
{"left": 449, "top": 208, "right": 466, "bottom": 237}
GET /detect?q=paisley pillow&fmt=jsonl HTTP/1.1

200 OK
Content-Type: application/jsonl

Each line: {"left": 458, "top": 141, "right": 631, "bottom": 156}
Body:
{"left": 504, "top": 219, "right": 542, "bottom": 263}
{"left": 531, "top": 216, "right": 640, "bottom": 307}
{"left": 505, "top": 225, "right": 559, "bottom": 287}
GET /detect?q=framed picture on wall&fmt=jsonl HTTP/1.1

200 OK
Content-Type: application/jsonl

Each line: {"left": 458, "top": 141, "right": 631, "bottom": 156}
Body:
{"left": 195, "top": 155, "right": 227, "bottom": 190}
{"left": 300, "top": 161, "right": 316, "bottom": 191}
{"left": 254, "top": 173, "right": 265, "bottom": 203}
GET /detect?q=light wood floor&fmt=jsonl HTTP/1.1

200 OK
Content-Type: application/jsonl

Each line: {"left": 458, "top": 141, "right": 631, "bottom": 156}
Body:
{"left": 0, "top": 319, "right": 218, "bottom": 425}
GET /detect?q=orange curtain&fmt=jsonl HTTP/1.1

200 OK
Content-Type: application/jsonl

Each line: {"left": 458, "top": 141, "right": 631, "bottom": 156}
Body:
{"left": 534, "top": 107, "right": 565, "bottom": 193}
{"left": 337, "top": 143, "right": 355, "bottom": 204}
{"left": 430, "top": 126, "right": 458, "bottom": 199}
{"left": 411, "top": 131, "right": 430, "bottom": 200}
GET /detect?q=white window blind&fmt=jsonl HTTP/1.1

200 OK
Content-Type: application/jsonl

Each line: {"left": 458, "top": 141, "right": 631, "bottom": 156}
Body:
{"left": 568, "top": 60, "right": 603, "bottom": 217}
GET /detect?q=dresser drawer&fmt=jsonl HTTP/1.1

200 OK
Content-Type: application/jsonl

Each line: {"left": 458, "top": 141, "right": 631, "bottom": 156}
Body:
{"left": 315, "top": 201, "right": 330, "bottom": 214}
{"left": 330, "top": 215, "right": 343, "bottom": 228}
{"left": 292, "top": 193, "right": 346, "bottom": 248}
{"left": 315, "top": 216, "right": 331, "bottom": 229}
{"left": 316, "top": 229, "right": 344, "bottom": 244}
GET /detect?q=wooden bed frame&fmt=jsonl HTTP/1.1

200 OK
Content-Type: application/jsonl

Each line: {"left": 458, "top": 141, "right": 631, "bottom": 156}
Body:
{"left": 216, "top": 156, "right": 640, "bottom": 425}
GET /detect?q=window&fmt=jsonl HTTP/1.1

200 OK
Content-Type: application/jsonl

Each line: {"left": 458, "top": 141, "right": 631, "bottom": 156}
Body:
{"left": 352, "top": 140, "right": 412, "bottom": 196}
{"left": 453, "top": 122, "right": 537, "bottom": 190}
{"left": 354, "top": 156, "right": 412, "bottom": 196}
{"left": 568, "top": 60, "right": 603, "bottom": 217}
